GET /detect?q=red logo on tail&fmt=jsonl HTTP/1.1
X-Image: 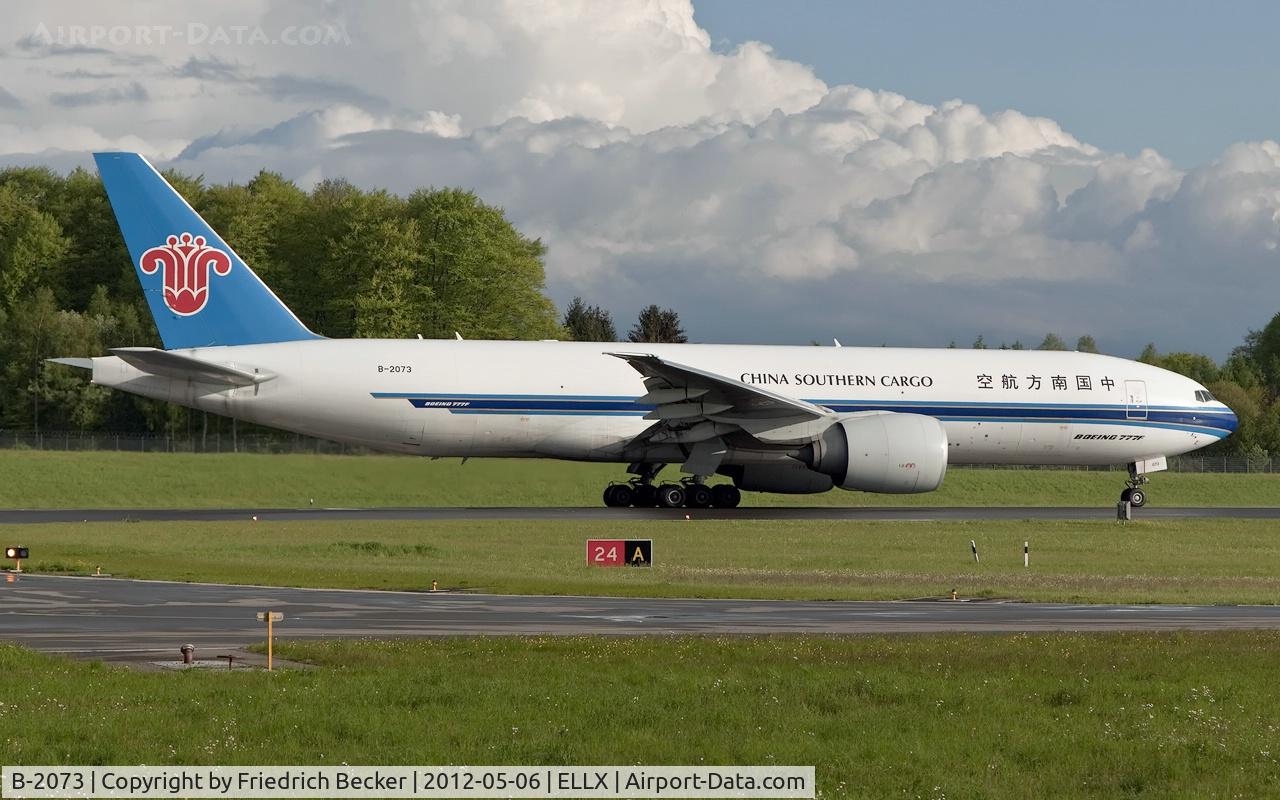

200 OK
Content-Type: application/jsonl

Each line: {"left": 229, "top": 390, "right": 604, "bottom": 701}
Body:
{"left": 139, "top": 232, "right": 232, "bottom": 316}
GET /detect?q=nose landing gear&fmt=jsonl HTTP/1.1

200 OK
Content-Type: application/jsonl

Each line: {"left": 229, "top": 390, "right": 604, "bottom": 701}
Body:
{"left": 1121, "top": 463, "right": 1149, "bottom": 508}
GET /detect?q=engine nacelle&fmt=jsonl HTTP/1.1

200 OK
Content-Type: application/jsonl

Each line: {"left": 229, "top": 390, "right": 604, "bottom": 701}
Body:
{"left": 800, "top": 412, "right": 949, "bottom": 493}
{"left": 720, "top": 462, "right": 834, "bottom": 494}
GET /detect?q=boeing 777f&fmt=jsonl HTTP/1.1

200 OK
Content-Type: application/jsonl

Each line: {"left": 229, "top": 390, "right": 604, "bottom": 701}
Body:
{"left": 54, "top": 153, "right": 1237, "bottom": 509}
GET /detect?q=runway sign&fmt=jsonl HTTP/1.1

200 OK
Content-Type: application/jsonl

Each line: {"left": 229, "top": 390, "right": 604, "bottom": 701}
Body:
{"left": 587, "top": 539, "right": 653, "bottom": 567}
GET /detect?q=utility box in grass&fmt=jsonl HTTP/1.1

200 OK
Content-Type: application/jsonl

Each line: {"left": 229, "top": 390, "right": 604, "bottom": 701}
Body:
{"left": 587, "top": 539, "right": 652, "bottom": 567}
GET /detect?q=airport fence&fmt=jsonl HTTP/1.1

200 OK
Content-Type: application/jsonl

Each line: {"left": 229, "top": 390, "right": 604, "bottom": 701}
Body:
{"left": 0, "top": 429, "right": 373, "bottom": 455}
{"left": 0, "top": 429, "right": 1276, "bottom": 472}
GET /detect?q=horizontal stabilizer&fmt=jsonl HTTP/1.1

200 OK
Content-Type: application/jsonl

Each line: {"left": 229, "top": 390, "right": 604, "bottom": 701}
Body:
{"left": 109, "top": 347, "right": 272, "bottom": 386}
{"left": 47, "top": 357, "right": 93, "bottom": 370}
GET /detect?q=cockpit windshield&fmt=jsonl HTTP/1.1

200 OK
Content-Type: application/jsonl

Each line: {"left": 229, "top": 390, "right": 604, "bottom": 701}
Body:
{"left": 1195, "top": 390, "right": 1216, "bottom": 402}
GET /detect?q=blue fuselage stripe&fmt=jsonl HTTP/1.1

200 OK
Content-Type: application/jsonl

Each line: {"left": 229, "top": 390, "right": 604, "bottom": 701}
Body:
{"left": 370, "top": 393, "right": 1237, "bottom": 435}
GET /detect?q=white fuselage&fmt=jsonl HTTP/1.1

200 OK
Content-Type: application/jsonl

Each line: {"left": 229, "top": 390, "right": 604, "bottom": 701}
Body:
{"left": 84, "top": 340, "right": 1235, "bottom": 470}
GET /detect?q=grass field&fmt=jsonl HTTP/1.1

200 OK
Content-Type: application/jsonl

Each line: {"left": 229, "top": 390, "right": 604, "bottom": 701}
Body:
{"left": 0, "top": 451, "right": 1277, "bottom": 508}
{"left": 14, "top": 517, "right": 1280, "bottom": 604}
{"left": 3, "top": 634, "right": 1278, "bottom": 797}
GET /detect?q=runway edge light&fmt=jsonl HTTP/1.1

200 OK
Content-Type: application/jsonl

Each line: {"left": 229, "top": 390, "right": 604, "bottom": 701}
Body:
{"left": 5, "top": 546, "right": 29, "bottom": 572}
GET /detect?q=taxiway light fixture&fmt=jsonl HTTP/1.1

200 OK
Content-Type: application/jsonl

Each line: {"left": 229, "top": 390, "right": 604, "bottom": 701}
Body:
{"left": 5, "top": 547, "right": 28, "bottom": 560}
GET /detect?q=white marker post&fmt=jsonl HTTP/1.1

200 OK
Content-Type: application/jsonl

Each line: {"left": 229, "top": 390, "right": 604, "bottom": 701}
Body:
{"left": 256, "top": 611, "right": 284, "bottom": 671}
{"left": 1024, "top": 541, "right": 1029, "bottom": 568}
{"left": 970, "top": 539, "right": 979, "bottom": 564}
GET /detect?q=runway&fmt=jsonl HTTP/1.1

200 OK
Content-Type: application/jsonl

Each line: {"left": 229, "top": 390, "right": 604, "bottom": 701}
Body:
{"left": 3, "top": 574, "right": 1279, "bottom": 660}
{"left": 2, "top": 505, "right": 1280, "bottom": 524}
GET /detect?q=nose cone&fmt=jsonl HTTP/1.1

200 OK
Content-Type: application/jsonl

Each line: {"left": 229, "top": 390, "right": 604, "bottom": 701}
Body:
{"left": 1222, "top": 404, "right": 1239, "bottom": 434}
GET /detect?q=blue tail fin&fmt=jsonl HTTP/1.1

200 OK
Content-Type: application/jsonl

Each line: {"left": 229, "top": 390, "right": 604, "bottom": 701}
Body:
{"left": 94, "top": 152, "right": 321, "bottom": 349}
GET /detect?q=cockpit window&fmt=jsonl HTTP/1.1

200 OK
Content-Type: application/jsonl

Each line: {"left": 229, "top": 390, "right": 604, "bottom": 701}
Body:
{"left": 1194, "top": 390, "right": 1216, "bottom": 402}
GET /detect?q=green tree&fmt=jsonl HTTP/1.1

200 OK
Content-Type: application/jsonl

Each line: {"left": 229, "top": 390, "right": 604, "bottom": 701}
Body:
{"left": 0, "top": 287, "right": 110, "bottom": 431}
{"left": 563, "top": 297, "right": 617, "bottom": 342}
{"left": 1220, "top": 349, "right": 1261, "bottom": 390}
{"left": 343, "top": 219, "right": 430, "bottom": 339}
{"left": 43, "top": 167, "right": 134, "bottom": 308}
{"left": 1037, "top": 333, "right": 1068, "bottom": 351}
{"left": 1155, "top": 352, "right": 1220, "bottom": 386}
{"left": 628, "top": 305, "right": 687, "bottom": 343}
{"left": 1076, "top": 335, "right": 1099, "bottom": 353}
{"left": 291, "top": 178, "right": 368, "bottom": 334}
{"left": 0, "top": 185, "right": 69, "bottom": 309}
{"left": 1245, "top": 312, "right": 1280, "bottom": 394}
{"left": 406, "top": 188, "right": 560, "bottom": 340}
{"left": 971, "top": 334, "right": 987, "bottom": 349}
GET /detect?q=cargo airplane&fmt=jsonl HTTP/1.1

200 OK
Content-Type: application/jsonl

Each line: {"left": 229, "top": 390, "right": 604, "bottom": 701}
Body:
{"left": 53, "top": 152, "right": 1238, "bottom": 509}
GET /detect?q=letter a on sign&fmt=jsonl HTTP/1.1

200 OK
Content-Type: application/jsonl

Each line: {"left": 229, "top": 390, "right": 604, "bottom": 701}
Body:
{"left": 624, "top": 539, "right": 653, "bottom": 567}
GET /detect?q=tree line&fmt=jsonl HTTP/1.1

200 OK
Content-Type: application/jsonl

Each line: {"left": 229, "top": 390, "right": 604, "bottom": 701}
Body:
{"left": 1, "top": 164, "right": 1277, "bottom": 457}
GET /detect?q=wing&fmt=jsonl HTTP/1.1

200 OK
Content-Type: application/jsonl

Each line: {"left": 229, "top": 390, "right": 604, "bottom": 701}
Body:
{"left": 608, "top": 352, "right": 835, "bottom": 449}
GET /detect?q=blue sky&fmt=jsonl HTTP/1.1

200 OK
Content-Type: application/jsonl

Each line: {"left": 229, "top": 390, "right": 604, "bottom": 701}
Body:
{"left": 695, "top": 0, "right": 1279, "bottom": 167}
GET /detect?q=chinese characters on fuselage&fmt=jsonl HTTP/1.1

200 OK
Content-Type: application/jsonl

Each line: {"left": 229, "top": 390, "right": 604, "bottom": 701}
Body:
{"left": 977, "top": 374, "right": 1116, "bottom": 391}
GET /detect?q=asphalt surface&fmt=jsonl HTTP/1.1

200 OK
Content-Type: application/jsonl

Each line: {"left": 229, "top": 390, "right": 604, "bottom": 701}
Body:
{"left": 4, "top": 574, "right": 1280, "bottom": 660}
{"left": 2, "top": 506, "right": 1280, "bottom": 523}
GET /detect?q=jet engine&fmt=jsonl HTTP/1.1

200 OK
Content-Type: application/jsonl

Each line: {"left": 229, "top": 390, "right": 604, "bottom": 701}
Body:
{"left": 800, "top": 412, "right": 948, "bottom": 493}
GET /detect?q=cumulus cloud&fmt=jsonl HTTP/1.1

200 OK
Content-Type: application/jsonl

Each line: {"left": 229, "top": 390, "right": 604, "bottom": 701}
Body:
{"left": 0, "top": 0, "right": 1276, "bottom": 356}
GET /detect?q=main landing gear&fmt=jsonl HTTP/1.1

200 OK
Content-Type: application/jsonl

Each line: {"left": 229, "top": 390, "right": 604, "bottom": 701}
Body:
{"left": 602, "top": 467, "right": 741, "bottom": 509}
{"left": 1120, "top": 463, "right": 1149, "bottom": 508}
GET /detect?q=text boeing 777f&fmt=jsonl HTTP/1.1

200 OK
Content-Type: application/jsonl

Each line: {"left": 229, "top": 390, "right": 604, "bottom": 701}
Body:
{"left": 54, "top": 152, "right": 1237, "bottom": 509}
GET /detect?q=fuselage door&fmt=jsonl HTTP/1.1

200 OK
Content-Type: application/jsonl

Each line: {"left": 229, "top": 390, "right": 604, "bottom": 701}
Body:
{"left": 1124, "top": 380, "right": 1148, "bottom": 420}
{"left": 400, "top": 417, "right": 424, "bottom": 448}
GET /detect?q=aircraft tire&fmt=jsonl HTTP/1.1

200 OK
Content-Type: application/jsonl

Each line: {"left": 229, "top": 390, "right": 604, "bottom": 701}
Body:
{"left": 611, "top": 483, "right": 635, "bottom": 507}
{"left": 685, "top": 483, "right": 713, "bottom": 508}
{"left": 1128, "top": 488, "right": 1146, "bottom": 507}
{"left": 711, "top": 484, "right": 741, "bottom": 508}
{"left": 657, "top": 484, "right": 686, "bottom": 508}
{"left": 603, "top": 485, "right": 627, "bottom": 507}
{"left": 632, "top": 483, "right": 658, "bottom": 507}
